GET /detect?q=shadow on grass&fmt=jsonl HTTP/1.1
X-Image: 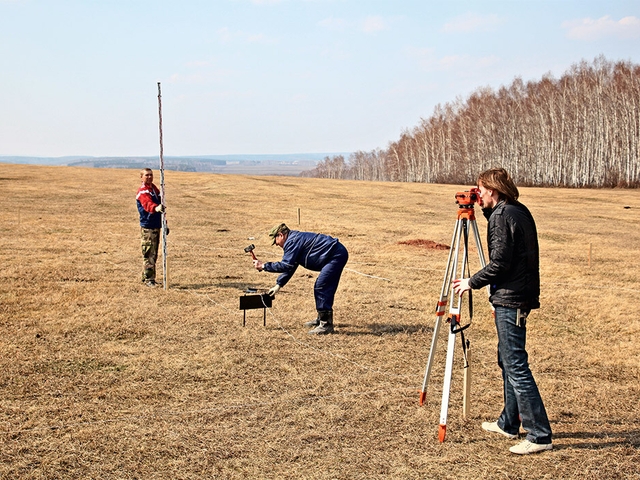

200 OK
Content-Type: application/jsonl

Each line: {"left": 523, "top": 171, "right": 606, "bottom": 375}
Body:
{"left": 172, "top": 282, "right": 264, "bottom": 292}
{"left": 339, "top": 322, "right": 433, "bottom": 336}
{"left": 552, "top": 430, "right": 640, "bottom": 449}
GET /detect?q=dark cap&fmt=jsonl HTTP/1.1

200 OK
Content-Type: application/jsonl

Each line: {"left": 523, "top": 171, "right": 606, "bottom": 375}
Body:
{"left": 268, "top": 223, "right": 289, "bottom": 244}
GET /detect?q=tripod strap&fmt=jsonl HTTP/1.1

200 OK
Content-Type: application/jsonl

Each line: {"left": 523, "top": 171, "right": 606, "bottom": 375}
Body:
{"left": 449, "top": 315, "right": 471, "bottom": 367}
{"left": 462, "top": 219, "right": 473, "bottom": 328}
{"left": 461, "top": 336, "right": 470, "bottom": 369}
{"left": 450, "top": 316, "right": 470, "bottom": 334}
{"left": 460, "top": 220, "right": 473, "bottom": 369}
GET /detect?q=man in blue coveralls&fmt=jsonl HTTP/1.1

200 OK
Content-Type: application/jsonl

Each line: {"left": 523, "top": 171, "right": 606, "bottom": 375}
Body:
{"left": 252, "top": 223, "right": 349, "bottom": 335}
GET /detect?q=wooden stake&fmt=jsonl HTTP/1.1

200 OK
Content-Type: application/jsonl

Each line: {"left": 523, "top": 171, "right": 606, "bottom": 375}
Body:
{"left": 297, "top": 207, "right": 301, "bottom": 225}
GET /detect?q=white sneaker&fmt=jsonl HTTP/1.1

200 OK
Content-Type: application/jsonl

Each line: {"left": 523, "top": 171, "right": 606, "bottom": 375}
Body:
{"left": 481, "top": 421, "right": 518, "bottom": 440}
{"left": 509, "top": 440, "right": 553, "bottom": 455}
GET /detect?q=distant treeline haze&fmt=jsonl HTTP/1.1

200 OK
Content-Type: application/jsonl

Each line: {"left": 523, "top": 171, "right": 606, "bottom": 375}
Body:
{"left": 303, "top": 57, "right": 640, "bottom": 187}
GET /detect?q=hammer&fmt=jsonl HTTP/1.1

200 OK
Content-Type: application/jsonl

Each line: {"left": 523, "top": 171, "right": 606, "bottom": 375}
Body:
{"left": 244, "top": 244, "right": 257, "bottom": 260}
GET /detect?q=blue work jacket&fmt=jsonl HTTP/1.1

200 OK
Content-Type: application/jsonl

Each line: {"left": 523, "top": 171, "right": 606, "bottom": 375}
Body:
{"left": 263, "top": 230, "right": 341, "bottom": 287}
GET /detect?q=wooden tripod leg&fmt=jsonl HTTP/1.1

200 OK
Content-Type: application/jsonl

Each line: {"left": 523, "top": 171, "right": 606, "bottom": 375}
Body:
{"left": 438, "top": 314, "right": 458, "bottom": 443}
{"left": 420, "top": 218, "right": 462, "bottom": 406}
{"left": 419, "top": 312, "right": 444, "bottom": 405}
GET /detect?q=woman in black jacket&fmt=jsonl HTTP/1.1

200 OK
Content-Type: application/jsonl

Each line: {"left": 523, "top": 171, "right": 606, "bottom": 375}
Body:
{"left": 454, "top": 168, "right": 552, "bottom": 455}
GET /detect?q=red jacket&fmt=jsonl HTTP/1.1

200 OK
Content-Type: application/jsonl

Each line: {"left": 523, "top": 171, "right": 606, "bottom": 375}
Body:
{"left": 136, "top": 183, "right": 162, "bottom": 229}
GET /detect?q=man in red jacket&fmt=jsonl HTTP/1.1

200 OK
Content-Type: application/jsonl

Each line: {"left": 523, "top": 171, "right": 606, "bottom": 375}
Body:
{"left": 136, "top": 168, "right": 165, "bottom": 286}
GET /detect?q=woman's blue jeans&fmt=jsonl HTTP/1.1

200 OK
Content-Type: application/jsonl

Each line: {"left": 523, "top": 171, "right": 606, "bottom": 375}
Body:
{"left": 494, "top": 306, "right": 552, "bottom": 444}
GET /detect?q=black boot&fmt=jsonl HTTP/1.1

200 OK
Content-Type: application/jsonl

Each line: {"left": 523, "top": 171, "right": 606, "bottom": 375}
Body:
{"left": 304, "top": 311, "right": 321, "bottom": 328}
{"left": 308, "top": 310, "right": 334, "bottom": 335}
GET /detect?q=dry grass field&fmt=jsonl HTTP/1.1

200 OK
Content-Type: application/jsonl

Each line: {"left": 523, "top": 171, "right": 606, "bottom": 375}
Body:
{"left": 1, "top": 163, "right": 639, "bottom": 479}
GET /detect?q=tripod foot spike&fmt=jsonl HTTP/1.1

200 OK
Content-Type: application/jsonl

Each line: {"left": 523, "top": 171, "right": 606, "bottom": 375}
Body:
{"left": 419, "top": 391, "right": 426, "bottom": 406}
{"left": 438, "top": 424, "right": 447, "bottom": 443}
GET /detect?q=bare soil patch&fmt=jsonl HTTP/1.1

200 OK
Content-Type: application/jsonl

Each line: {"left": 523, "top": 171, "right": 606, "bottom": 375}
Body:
{"left": 398, "top": 239, "right": 450, "bottom": 250}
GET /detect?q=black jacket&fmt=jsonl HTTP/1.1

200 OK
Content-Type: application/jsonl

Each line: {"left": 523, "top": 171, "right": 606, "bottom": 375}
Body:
{"left": 468, "top": 200, "right": 540, "bottom": 309}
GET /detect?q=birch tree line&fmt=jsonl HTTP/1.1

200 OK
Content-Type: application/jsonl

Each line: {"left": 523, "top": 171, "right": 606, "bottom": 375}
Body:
{"left": 303, "top": 57, "right": 640, "bottom": 187}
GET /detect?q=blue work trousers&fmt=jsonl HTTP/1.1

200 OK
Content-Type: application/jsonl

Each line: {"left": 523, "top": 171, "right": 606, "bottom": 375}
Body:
{"left": 494, "top": 306, "right": 552, "bottom": 445}
{"left": 314, "top": 243, "right": 348, "bottom": 311}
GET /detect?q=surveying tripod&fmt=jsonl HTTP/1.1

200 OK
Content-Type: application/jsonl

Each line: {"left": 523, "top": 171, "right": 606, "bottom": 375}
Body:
{"left": 418, "top": 189, "right": 489, "bottom": 442}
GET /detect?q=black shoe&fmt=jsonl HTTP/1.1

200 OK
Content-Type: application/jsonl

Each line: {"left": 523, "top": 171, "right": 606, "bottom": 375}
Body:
{"left": 145, "top": 279, "right": 157, "bottom": 287}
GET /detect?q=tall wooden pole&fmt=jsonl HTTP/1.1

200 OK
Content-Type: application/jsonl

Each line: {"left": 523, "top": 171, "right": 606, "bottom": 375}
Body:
{"left": 157, "top": 82, "right": 168, "bottom": 290}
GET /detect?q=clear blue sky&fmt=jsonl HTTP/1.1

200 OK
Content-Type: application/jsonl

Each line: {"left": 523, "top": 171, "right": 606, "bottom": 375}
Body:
{"left": 1, "top": 0, "right": 639, "bottom": 157}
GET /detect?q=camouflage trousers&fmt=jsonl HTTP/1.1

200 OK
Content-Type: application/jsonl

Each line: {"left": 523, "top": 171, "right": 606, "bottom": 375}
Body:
{"left": 141, "top": 228, "right": 160, "bottom": 282}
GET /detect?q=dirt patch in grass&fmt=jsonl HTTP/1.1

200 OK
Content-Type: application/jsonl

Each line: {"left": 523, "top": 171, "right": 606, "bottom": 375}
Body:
{"left": 398, "top": 239, "right": 450, "bottom": 250}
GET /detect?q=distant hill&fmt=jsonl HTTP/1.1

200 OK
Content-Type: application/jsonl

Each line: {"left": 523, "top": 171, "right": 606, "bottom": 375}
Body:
{"left": 0, "top": 153, "right": 350, "bottom": 176}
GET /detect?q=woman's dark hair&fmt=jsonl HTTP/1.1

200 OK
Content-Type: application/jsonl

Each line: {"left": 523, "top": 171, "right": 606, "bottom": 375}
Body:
{"left": 477, "top": 168, "right": 519, "bottom": 203}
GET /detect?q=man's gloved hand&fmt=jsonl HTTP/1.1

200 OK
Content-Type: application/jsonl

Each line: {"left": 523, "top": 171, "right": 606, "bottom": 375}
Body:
{"left": 155, "top": 204, "right": 165, "bottom": 213}
{"left": 268, "top": 285, "right": 281, "bottom": 297}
